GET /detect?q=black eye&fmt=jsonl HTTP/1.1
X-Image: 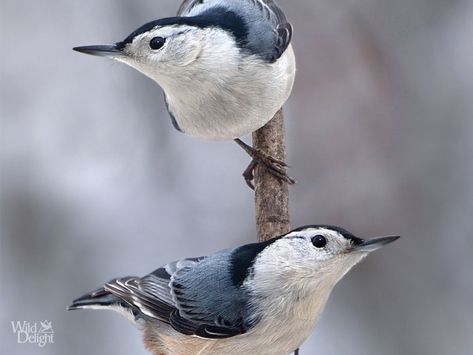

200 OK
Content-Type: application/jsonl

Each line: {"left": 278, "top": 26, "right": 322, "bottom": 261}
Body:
{"left": 149, "top": 37, "right": 166, "bottom": 50}
{"left": 311, "top": 235, "right": 327, "bottom": 248}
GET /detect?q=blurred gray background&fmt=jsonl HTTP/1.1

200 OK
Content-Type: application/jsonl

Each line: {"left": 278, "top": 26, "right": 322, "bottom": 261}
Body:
{"left": 1, "top": 0, "right": 472, "bottom": 354}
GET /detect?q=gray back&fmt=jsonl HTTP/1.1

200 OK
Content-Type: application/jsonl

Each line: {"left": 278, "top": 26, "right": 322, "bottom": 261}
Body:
{"left": 177, "top": 0, "right": 292, "bottom": 62}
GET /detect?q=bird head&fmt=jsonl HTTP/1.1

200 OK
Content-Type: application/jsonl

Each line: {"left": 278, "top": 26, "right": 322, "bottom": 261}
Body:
{"left": 73, "top": 14, "right": 244, "bottom": 87}
{"left": 246, "top": 226, "right": 399, "bottom": 296}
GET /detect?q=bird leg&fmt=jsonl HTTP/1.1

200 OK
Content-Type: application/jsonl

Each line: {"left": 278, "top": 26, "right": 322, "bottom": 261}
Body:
{"left": 234, "top": 138, "right": 296, "bottom": 190}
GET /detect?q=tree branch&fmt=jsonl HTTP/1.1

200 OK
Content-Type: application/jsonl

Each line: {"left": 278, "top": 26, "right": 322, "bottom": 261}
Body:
{"left": 252, "top": 108, "right": 296, "bottom": 354}
{"left": 252, "top": 108, "right": 291, "bottom": 241}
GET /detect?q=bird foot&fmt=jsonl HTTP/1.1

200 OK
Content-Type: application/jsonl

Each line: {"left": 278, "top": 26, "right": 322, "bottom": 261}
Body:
{"left": 234, "top": 139, "right": 295, "bottom": 189}
{"left": 241, "top": 148, "right": 296, "bottom": 190}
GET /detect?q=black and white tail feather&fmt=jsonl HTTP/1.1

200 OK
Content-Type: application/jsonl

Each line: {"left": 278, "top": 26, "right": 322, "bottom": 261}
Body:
{"left": 68, "top": 256, "right": 248, "bottom": 339}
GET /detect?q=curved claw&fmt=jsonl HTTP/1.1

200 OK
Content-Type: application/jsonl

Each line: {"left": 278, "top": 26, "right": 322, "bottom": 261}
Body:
{"left": 242, "top": 156, "right": 296, "bottom": 190}
{"left": 235, "top": 138, "right": 296, "bottom": 189}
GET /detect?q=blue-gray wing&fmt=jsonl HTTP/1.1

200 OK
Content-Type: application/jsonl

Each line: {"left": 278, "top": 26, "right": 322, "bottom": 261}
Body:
{"left": 177, "top": 0, "right": 292, "bottom": 62}
{"left": 104, "top": 252, "right": 254, "bottom": 338}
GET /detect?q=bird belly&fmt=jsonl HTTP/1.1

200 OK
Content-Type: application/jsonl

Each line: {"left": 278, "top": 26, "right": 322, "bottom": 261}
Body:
{"left": 165, "top": 46, "right": 296, "bottom": 141}
{"left": 143, "top": 287, "right": 324, "bottom": 355}
{"left": 144, "top": 316, "right": 316, "bottom": 355}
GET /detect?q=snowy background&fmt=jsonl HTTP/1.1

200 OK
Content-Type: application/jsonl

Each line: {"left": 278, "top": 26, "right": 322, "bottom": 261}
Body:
{"left": 1, "top": 0, "right": 472, "bottom": 354}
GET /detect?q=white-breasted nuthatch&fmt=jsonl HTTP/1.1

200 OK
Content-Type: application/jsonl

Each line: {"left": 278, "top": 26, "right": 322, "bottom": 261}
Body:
{"left": 73, "top": 0, "right": 296, "bottom": 188}
{"left": 68, "top": 225, "right": 399, "bottom": 355}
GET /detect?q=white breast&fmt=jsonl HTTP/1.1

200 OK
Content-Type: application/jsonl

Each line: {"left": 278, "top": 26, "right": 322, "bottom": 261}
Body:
{"left": 160, "top": 29, "right": 296, "bottom": 140}
{"left": 144, "top": 283, "right": 330, "bottom": 355}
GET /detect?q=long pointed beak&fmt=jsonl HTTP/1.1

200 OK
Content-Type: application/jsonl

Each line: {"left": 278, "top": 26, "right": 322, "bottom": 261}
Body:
{"left": 73, "top": 45, "right": 124, "bottom": 58}
{"left": 352, "top": 236, "right": 400, "bottom": 252}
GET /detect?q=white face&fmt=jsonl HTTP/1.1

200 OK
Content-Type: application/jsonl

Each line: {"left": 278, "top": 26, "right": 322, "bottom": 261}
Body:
{"left": 251, "top": 227, "right": 370, "bottom": 293}
{"left": 283, "top": 227, "right": 360, "bottom": 262}
{"left": 114, "top": 25, "right": 239, "bottom": 85}
{"left": 119, "top": 25, "right": 204, "bottom": 69}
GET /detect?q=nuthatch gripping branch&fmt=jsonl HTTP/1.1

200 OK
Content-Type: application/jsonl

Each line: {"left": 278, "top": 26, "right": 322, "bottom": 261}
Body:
{"left": 74, "top": 0, "right": 296, "bottom": 188}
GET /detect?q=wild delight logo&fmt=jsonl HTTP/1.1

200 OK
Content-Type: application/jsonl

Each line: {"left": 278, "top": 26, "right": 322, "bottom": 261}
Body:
{"left": 11, "top": 320, "right": 54, "bottom": 347}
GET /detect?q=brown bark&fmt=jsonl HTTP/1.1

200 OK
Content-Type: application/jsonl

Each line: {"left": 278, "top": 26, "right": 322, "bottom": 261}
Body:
{"left": 252, "top": 109, "right": 291, "bottom": 242}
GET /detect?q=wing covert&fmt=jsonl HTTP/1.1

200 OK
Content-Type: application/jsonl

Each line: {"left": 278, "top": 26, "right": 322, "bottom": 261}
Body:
{"left": 104, "top": 253, "right": 256, "bottom": 339}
